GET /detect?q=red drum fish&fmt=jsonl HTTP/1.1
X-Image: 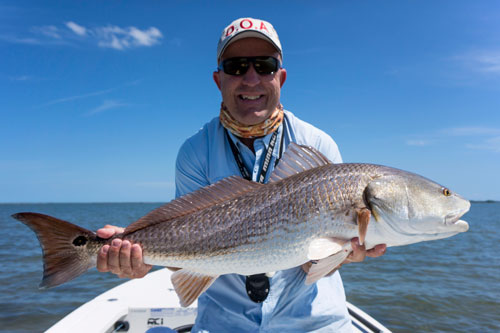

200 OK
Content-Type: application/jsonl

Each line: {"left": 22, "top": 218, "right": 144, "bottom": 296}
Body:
{"left": 13, "top": 143, "right": 470, "bottom": 307}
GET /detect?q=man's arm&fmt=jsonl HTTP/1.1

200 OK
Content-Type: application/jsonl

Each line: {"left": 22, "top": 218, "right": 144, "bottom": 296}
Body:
{"left": 95, "top": 138, "right": 207, "bottom": 279}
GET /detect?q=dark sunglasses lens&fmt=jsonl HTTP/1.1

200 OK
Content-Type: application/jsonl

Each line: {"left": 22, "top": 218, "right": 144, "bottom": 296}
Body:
{"left": 245, "top": 273, "right": 270, "bottom": 303}
{"left": 221, "top": 57, "right": 279, "bottom": 76}
{"left": 223, "top": 58, "right": 249, "bottom": 75}
{"left": 254, "top": 57, "right": 279, "bottom": 74}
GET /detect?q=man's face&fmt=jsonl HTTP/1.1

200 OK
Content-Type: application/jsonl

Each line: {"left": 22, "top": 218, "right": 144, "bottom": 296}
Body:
{"left": 213, "top": 37, "right": 287, "bottom": 126}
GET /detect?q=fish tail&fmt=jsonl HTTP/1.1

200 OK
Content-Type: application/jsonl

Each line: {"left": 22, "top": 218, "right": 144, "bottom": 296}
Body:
{"left": 12, "top": 212, "right": 98, "bottom": 289}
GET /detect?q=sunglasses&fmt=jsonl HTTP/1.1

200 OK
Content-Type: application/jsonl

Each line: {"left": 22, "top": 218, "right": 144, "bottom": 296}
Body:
{"left": 218, "top": 56, "right": 281, "bottom": 76}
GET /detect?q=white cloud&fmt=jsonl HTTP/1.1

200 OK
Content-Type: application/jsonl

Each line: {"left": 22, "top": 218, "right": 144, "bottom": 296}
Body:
{"left": 66, "top": 21, "right": 86, "bottom": 36}
{"left": 10, "top": 75, "right": 32, "bottom": 81}
{"left": 96, "top": 25, "right": 163, "bottom": 50}
{"left": 32, "top": 25, "right": 61, "bottom": 39}
{"left": 455, "top": 50, "right": 500, "bottom": 75}
{"left": 86, "top": 100, "right": 128, "bottom": 115}
{"left": 42, "top": 80, "right": 140, "bottom": 107}
{"left": 441, "top": 127, "right": 500, "bottom": 136}
{"left": 0, "top": 35, "right": 40, "bottom": 44}
{"left": 440, "top": 126, "right": 500, "bottom": 153}
{"left": 406, "top": 126, "right": 500, "bottom": 153}
{"left": 474, "top": 53, "right": 500, "bottom": 74}
{"left": 466, "top": 136, "right": 500, "bottom": 153}
{"left": 129, "top": 27, "right": 162, "bottom": 46}
{"left": 44, "top": 87, "right": 116, "bottom": 106}
{"left": 406, "top": 140, "right": 431, "bottom": 146}
{"left": 4, "top": 22, "right": 162, "bottom": 50}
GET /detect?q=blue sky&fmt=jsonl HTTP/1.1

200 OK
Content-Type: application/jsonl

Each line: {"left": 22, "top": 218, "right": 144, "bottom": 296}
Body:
{"left": 1, "top": 1, "right": 499, "bottom": 202}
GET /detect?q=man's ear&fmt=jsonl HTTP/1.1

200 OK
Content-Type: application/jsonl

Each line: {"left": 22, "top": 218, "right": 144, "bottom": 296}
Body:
{"left": 213, "top": 71, "right": 222, "bottom": 90}
{"left": 279, "top": 68, "right": 287, "bottom": 88}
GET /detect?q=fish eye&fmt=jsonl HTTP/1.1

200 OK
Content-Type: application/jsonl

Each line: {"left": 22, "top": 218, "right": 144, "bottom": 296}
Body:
{"left": 442, "top": 188, "right": 451, "bottom": 197}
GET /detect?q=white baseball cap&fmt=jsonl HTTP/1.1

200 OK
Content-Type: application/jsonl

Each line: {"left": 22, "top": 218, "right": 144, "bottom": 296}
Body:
{"left": 217, "top": 17, "right": 283, "bottom": 63}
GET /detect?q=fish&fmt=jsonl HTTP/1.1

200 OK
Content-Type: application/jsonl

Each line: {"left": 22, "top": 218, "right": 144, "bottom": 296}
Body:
{"left": 12, "top": 143, "right": 470, "bottom": 307}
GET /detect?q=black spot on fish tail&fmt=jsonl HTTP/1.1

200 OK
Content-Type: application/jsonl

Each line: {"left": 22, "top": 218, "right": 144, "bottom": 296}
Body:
{"left": 72, "top": 236, "right": 88, "bottom": 246}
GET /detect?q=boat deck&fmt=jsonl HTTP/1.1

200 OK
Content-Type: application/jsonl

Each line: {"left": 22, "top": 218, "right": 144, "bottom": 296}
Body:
{"left": 47, "top": 269, "right": 390, "bottom": 333}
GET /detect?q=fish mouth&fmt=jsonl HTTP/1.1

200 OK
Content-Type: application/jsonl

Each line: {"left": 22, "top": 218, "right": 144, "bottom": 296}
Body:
{"left": 445, "top": 212, "right": 462, "bottom": 224}
{"left": 444, "top": 212, "right": 469, "bottom": 232}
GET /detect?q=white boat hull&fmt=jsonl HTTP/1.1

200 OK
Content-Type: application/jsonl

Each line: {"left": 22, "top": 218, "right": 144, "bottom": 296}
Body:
{"left": 47, "top": 269, "right": 390, "bottom": 333}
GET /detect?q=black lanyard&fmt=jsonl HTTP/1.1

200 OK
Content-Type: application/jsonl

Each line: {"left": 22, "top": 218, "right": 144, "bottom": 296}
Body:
{"left": 225, "top": 127, "right": 284, "bottom": 184}
{"left": 224, "top": 123, "right": 285, "bottom": 303}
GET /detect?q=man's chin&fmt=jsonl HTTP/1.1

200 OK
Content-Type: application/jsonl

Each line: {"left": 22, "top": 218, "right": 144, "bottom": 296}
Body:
{"left": 238, "top": 110, "right": 272, "bottom": 125}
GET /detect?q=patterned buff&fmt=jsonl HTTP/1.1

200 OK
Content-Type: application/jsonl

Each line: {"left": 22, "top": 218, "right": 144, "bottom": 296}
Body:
{"left": 219, "top": 103, "right": 284, "bottom": 138}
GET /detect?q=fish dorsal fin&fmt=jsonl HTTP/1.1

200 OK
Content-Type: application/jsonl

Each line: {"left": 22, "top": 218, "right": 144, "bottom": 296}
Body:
{"left": 171, "top": 269, "right": 218, "bottom": 307}
{"left": 269, "top": 143, "right": 332, "bottom": 183}
{"left": 124, "top": 176, "right": 262, "bottom": 234}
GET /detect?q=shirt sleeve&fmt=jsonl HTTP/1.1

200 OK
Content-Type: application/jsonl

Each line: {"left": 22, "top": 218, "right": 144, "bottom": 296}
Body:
{"left": 175, "top": 139, "right": 210, "bottom": 198}
{"left": 284, "top": 111, "right": 343, "bottom": 164}
{"left": 315, "top": 132, "right": 343, "bottom": 164}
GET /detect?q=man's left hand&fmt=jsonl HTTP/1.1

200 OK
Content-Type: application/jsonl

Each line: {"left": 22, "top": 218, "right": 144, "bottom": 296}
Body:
{"left": 347, "top": 237, "right": 386, "bottom": 263}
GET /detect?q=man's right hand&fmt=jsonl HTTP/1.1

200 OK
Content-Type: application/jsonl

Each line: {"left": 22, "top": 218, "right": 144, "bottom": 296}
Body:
{"left": 96, "top": 225, "right": 152, "bottom": 279}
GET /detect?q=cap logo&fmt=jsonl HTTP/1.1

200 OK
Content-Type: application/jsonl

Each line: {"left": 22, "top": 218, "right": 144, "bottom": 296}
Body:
{"left": 224, "top": 19, "right": 270, "bottom": 38}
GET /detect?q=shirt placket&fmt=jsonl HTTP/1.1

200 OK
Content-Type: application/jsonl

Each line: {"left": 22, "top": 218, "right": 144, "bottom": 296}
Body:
{"left": 231, "top": 127, "right": 284, "bottom": 330}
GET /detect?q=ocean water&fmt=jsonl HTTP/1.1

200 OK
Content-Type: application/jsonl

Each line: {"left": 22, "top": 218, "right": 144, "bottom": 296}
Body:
{"left": 0, "top": 202, "right": 498, "bottom": 332}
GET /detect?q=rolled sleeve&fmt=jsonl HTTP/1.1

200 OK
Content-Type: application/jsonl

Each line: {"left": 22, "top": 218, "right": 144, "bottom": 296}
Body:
{"left": 175, "top": 140, "right": 209, "bottom": 198}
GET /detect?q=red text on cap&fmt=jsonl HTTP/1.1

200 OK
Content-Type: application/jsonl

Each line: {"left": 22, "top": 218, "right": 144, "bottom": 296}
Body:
{"left": 224, "top": 19, "right": 269, "bottom": 38}
{"left": 225, "top": 25, "right": 235, "bottom": 37}
{"left": 240, "top": 19, "right": 253, "bottom": 29}
{"left": 259, "top": 22, "right": 269, "bottom": 32}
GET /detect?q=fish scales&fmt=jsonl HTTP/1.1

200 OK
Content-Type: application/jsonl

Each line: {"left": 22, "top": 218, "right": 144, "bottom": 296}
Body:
{"left": 12, "top": 143, "right": 470, "bottom": 306}
{"left": 127, "top": 163, "right": 379, "bottom": 274}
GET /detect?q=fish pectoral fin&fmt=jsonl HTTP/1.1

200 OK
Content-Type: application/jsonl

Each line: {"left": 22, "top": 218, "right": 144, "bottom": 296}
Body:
{"left": 307, "top": 237, "right": 346, "bottom": 260}
{"left": 171, "top": 270, "right": 218, "bottom": 307}
{"left": 305, "top": 244, "right": 351, "bottom": 285}
{"left": 357, "top": 208, "right": 371, "bottom": 246}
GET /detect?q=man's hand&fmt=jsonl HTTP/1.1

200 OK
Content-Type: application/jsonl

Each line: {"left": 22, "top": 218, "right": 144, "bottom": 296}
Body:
{"left": 347, "top": 237, "right": 386, "bottom": 263}
{"left": 96, "top": 225, "right": 152, "bottom": 279}
{"left": 302, "top": 238, "right": 387, "bottom": 275}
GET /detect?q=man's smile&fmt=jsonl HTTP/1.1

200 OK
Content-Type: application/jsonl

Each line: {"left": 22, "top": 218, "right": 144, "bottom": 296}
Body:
{"left": 239, "top": 94, "right": 264, "bottom": 100}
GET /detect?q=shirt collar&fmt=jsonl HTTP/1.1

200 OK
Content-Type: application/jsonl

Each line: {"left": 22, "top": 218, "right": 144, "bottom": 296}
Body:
{"left": 226, "top": 123, "right": 283, "bottom": 157}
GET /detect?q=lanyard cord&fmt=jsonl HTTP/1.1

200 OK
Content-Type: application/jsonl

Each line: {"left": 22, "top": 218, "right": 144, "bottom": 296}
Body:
{"left": 224, "top": 124, "right": 285, "bottom": 303}
{"left": 225, "top": 124, "right": 284, "bottom": 184}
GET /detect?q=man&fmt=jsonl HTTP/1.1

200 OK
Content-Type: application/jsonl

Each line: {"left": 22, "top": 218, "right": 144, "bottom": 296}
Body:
{"left": 97, "top": 18, "right": 386, "bottom": 332}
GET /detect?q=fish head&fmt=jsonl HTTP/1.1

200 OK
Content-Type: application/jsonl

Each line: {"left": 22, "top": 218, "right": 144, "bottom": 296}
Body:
{"left": 364, "top": 168, "right": 470, "bottom": 243}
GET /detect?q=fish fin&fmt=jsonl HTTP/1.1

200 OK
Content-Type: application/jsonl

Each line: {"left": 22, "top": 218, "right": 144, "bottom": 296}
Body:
{"left": 125, "top": 176, "right": 262, "bottom": 234}
{"left": 307, "top": 237, "right": 345, "bottom": 260}
{"left": 171, "top": 270, "right": 218, "bottom": 307}
{"left": 357, "top": 208, "right": 371, "bottom": 246}
{"left": 269, "top": 143, "right": 332, "bottom": 182}
{"left": 11, "top": 212, "right": 96, "bottom": 288}
{"left": 306, "top": 241, "right": 351, "bottom": 284}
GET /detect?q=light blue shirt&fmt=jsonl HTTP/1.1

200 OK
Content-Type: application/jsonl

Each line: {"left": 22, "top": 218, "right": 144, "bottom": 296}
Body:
{"left": 175, "top": 110, "right": 352, "bottom": 332}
